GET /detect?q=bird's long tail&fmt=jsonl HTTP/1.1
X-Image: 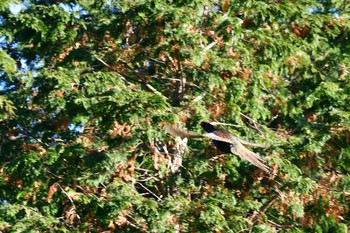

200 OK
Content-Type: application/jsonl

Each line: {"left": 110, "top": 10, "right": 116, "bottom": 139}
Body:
{"left": 164, "top": 124, "right": 204, "bottom": 138}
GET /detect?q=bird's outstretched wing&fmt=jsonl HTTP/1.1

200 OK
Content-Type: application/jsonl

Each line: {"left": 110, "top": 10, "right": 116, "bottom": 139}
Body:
{"left": 164, "top": 124, "right": 204, "bottom": 138}
{"left": 230, "top": 142, "right": 270, "bottom": 173}
{"left": 165, "top": 125, "right": 235, "bottom": 144}
{"left": 235, "top": 137, "right": 269, "bottom": 148}
{"left": 225, "top": 134, "right": 266, "bottom": 162}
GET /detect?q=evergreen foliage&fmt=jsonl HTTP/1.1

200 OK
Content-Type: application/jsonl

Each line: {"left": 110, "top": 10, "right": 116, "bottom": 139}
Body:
{"left": 0, "top": 0, "right": 349, "bottom": 232}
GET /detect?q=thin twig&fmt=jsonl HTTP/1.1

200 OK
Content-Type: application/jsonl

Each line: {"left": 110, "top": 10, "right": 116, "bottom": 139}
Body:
{"left": 166, "top": 54, "right": 178, "bottom": 70}
{"left": 249, "top": 194, "right": 279, "bottom": 224}
{"left": 267, "top": 115, "right": 279, "bottom": 126}
{"left": 135, "top": 182, "right": 162, "bottom": 202}
{"left": 152, "top": 76, "right": 201, "bottom": 88}
{"left": 57, "top": 183, "right": 75, "bottom": 205}
{"left": 267, "top": 219, "right": 283, "bottom": 228}
{"left": 210, "top": 121, "right": 243, "bottom": 128}
{"left": 209, "top": 154, "right": 227, "bottom": 161}
{"left": 179, "top": 61, "right": 186, "bottom": 101}
{"left": 118, "top": 59, "right": 168, "bottom": 101}
{"left": 260, "top": 80, "right": 274, "bottom": 95}
{"left": 236, "top": 228, "right": 250, "bottom": 233}
{"left": 136, "top": 176, "right": 160, "bottom": 182}
{"left": 203, "top": 41, "right": 217, "bottom": 52}
{"left": 56, "top": 183, "right": 81, "bottom": 220}
{"left": 174, "top": 93, "right": 207, "bottom": 114}
{"left": 147, "top": 57, "right": 166, "bottom": 65}
{"left": 239, "top": 112, "right": 264, "bottom": 134}
{"left": 46, "top": 169, "right": 62, "bottom": 179}
{"left": 136, "top": 167, "right": 152, "bottom": 172}
{"left": 126, "top": 214, "right": 140, "bottom": 228}
{"left": 145, "top": 83, "right": 168, "bottom": 100}
{"left": 47, "top": 137, "right": 65, "bottom": 142}
{"left": 95, "top": 56, "right": 129, "bottom": 85}
{"left": 96, "top": 56, "right": 168, "bottom": 101}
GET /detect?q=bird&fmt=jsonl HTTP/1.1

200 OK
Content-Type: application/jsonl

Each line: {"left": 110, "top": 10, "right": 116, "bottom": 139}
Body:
{"left": 165, "top": 122, "right": 270, "bottom": 173}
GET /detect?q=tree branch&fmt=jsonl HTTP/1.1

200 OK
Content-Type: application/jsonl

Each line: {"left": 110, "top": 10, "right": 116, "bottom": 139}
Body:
{"left": 135, "top": 181, "right": 162, "bottom": 202}
{"left": 240, "top": 112, "right": 264, "bottom": 133}
{"left": 95, "top": 56, "right": 168, "bottom": 101}
{"left": 95, "top": 56, "right": 130, "bottom": 85}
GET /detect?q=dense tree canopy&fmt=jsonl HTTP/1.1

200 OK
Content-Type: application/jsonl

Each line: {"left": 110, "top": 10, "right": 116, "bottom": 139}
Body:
{"left": 1, "top": 0, "right": 349, "bottom": 232}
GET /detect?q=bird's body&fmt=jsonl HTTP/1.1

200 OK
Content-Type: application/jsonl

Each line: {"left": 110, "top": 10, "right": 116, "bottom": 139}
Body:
{"left": 200, "top": 122, "right": 236, "bottom": 153}
{"left": 165, "top": 122, "right": 270, "bottom": 173}
{"left": 212, "top": 138, "right": 232, "bottom": 154}
{"left": 200, "top": 121, "right": 269, "bottom": 173}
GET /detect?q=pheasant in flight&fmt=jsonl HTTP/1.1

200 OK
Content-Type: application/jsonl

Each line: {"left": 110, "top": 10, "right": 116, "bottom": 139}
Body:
{"left": 165, "top": 122, "right": 270, "bottom": 173}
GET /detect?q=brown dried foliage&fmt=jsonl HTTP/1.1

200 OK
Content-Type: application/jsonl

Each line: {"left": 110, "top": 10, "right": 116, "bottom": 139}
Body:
{"left": 240, "top": 67, "right": 253, "bottom": 81}
{"left": 112, "top": 156, "right": 136, "bottom": 183}
{"left": 289, "top": 21, "right": 310, "bottom": 38}
{"left": 47, "top": 183, "right": 59, "bottom": 203}
{"left": 110, "top": 121, "right": 132, "bottom": 139}
{"left": 208, "top": 102, "right": 226, "bottom": 119}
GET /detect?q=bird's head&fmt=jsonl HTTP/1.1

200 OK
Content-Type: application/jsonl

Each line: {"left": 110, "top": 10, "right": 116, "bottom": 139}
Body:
{"left": 200, "top": 121, "right": 216, "bottom": 133}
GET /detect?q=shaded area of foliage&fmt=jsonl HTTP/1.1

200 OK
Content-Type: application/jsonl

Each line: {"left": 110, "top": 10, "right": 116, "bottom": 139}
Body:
{"left": 1, "top": 0, "right": 350, "bottom": 232}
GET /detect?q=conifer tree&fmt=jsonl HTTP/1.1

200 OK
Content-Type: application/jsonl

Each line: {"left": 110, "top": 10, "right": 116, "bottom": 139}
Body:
{"left": 0, "top": 0, "right": 349, "bottom": 232}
